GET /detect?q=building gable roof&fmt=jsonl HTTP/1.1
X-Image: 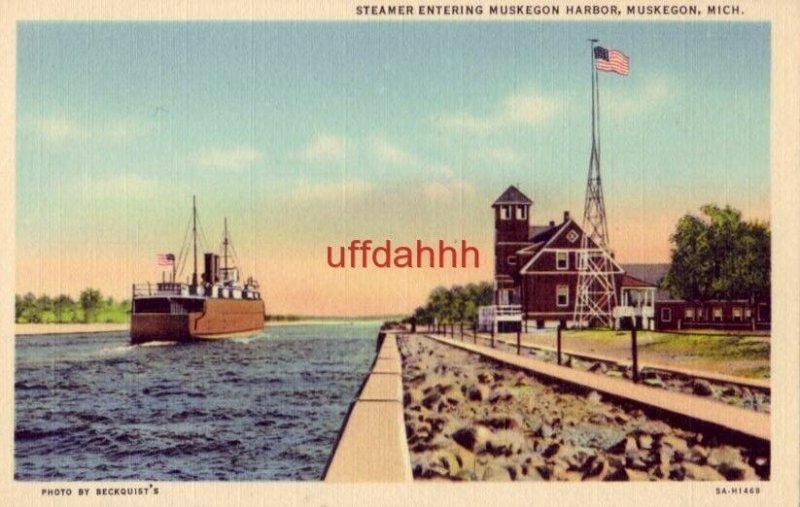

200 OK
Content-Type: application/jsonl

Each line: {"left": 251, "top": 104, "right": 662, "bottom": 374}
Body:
{"left": 519, "top": 218, "right": 624, "bottom": 274}
{"left": 492, "top": 185, "right": 533, "bottom": 206}
{"left": 620, "top": 274, "right": 656, "bottom": 288}
{"left": 619, "top": 263, "right": 670, "bottom": 285}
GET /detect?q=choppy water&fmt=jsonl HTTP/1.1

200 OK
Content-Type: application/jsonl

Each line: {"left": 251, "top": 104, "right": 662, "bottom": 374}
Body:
{"left": 15, "top": 322, "right": 379, "bottom": 481}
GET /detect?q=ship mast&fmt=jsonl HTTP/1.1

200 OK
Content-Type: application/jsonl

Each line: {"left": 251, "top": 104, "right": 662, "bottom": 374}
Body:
{"left": 192, "top": 195, "right": 198, "bottom": 288}
{"left": 223, "top": 217, "right": 229, "bottom": 283}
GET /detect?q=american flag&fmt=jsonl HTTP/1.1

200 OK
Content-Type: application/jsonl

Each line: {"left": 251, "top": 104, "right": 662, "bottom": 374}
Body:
{"left": 594, "top": 47, "right": 629, "bottom": 76}
{"left": 157, "top": 253, "right": 175, "bottom": 266}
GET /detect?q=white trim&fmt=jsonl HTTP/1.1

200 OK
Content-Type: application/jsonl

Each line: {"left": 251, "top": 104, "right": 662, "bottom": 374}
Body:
{"left": 519, "top": 220, "right": 573, "bottom": 272}
{"left": 525, "top": 311, "right": 575, "bottom": 316}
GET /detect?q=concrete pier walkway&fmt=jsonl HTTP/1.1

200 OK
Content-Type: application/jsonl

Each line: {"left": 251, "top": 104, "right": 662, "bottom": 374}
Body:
{"left": 324, "top": 331, "right": 412, "bottom": 482}
{"left": 425, "top": 334, "right": 770, "bottom": 443}
{"left": 483, "top": 333, "right": 770, "bottom": 391}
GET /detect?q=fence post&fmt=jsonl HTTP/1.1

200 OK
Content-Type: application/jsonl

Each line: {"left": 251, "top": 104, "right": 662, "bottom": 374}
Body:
{"left": 516, "top": 329, "right": 521, "bottom": 355}
{"left": 631, "top": 327, "right": 639, "bottom": 383}
{"left": 491, "top": 323, "right": 495, "bottom": 348}
{"left": 557, "top": 324, "right": 562, "bottom": 366}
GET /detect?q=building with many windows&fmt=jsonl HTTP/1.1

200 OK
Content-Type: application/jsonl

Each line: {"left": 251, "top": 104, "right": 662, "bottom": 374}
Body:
{"left": 481, "top": 185, "right": 770, "bottom": 333}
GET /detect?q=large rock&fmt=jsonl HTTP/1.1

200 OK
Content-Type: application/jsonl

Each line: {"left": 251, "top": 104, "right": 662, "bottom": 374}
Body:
{"left": 466, "top": 384, "right": 489, "bottom": 402}
{"left": 484, "top": 430, "right": 525, "bottom": 457}
{"left": 606, "top": 437, "right": 637, "bottom": 455}
{"left": 482, "top": 463, "right": 513, "bottom": 481}
{"left": 692, "top": 379, "right": 714, "bottom": 396}
{"left": 488, "top": 387, "right": 515, "bottom": 404}
{"left": 452, "top": 425, "right": 493, "bottom": 452}
{"left": 682, "top": 462, "right": 726, "bottom": 481}
{"left": 707, "top": 447, "right": 759, "bottom": 480}
{"left": 479, "top": 414, "right": 523, "bottom": 431}
{"left": 661, "top": 435, "right": 690, "bottom": 462}
{"left": 421, "top": 391, "right": 441, "bottom": 410}
{"left": 476, "top": 371, "right": 493, "bottom": 384}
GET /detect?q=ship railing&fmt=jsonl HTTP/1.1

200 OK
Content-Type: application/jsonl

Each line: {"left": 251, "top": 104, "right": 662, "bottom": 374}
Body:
{"left": 132, "top": 282, "right": 187, "bottom": 297}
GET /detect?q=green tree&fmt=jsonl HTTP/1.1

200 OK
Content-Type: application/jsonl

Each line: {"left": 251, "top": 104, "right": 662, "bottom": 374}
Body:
{"left": 415, "top": 282, "right": 494, "bottom": 335}
{"left": 79, "top": 288, "right": 103, "bottom": 323}
{"left": 53, "top": 294, "right": 76, "bottom": 323}
{"left": 662, "top": 205, "right": 770, "bottom": 316}
{"left": 428, "top": 286, "right": 450, "bottom": 334}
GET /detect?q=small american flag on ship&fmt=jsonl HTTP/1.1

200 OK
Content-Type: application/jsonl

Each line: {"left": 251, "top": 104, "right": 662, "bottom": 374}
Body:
{"left": 157, "top": 253, "right": 175, "bottom": 266}
{"left": 594, "top": 46, "right": 629, "bottom": 76}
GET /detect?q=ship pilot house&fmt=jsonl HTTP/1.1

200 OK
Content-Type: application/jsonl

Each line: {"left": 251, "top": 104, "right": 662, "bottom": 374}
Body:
{"left": 479, "top": 185, "right": 657, "bottom": 332}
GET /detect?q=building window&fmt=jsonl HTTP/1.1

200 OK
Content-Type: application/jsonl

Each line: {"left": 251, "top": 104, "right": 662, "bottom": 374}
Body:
{"left": 515, "top": 205, "right": 527, "bottom": 220}
{"left": 507, "top": 255, "right": 517, "bottom": 266}
{"left": 556, "top": 251, "right": 568, "bottom": 270}
{"left": 732, "top": 306, "right": 743, "bottom": 322}
{"left": 712, "top": 307, "right": 723, "bottom": 322}
{"left": 696, "top": 308, "right": 705, "bottom": 321}
{"left": 745, "top": 307, "right": 752, "bottom": 320}
{"left": 556, "top": 285, "right": 569, "bottom": 307}
{"left": 500, "top": 206, "right": 511, "bottom": 220}
{"left": 684, "top": 308, "right": 695, "bottom": 321}
{"left": 661, "top": 308, "right": 672, "bottom": 322}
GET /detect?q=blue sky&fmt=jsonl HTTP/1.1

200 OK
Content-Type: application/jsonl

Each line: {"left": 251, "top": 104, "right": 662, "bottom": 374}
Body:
{"left": 15, "top": 21, "right": 770, "bottom": 313}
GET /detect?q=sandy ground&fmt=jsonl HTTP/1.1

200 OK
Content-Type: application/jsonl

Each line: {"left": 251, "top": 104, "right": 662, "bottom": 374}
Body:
{"left": 14, "top": 323, "right": 130, "bottom": 335}
{"left": 398, "top": 334, "right": 769, "bottom": 482}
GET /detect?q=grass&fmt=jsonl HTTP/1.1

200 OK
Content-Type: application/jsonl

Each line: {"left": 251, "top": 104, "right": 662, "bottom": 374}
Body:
{"left": 643, "top": 334, "right": 769, "bottom": 361}
{"left": 555, "top": 328, "right": 770, "bottom": 364}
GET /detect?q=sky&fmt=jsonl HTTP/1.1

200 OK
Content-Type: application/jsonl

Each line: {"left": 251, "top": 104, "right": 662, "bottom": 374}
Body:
{"left": 15, "top": 21, "right": 770, "bottom": 315}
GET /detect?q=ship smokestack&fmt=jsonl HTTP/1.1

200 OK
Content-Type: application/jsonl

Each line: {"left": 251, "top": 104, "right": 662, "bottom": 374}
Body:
{"left": 203, "top": 253, "right": 218, "bottom": 285}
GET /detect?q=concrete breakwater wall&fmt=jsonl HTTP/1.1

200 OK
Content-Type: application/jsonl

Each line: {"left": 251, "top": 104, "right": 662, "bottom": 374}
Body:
{"left": 323, "top": 330, "right": 412, "bottom": 482}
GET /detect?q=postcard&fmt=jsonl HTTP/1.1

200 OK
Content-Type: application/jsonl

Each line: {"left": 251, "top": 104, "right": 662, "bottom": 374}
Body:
{"left": 1, "top": 1, "right": 798, "bottom": 506}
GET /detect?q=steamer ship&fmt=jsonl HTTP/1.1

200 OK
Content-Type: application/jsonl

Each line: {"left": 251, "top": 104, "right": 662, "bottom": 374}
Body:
{"left": 130, "top": 197, "right": 265, "bottom": 344}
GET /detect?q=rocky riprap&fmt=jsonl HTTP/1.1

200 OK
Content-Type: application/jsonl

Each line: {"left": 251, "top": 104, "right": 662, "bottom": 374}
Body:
{"left": 399, "top": 335, "right": 769, "bottom": 482}
{"left": 483, "top": 336, "right": 770, "bottom": 414}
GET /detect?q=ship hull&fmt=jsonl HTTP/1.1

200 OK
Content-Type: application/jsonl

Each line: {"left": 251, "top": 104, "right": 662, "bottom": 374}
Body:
{"left": 131, "top": 298, "right": 265, "bottom": 344}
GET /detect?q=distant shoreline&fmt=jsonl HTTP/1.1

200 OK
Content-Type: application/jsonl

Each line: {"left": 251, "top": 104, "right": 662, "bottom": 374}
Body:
{"left": 14, "top": 319, "right": 384, "bottom": 337}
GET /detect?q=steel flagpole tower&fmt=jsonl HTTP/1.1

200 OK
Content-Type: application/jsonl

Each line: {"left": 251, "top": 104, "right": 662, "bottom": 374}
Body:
{"left": 573, "top": 39, "right": 618, "bottom": 328}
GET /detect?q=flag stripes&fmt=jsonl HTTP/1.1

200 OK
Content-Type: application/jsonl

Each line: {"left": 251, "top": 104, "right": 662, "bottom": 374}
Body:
{"left": 594, "top": 46, "right": 629, "bottom": 76}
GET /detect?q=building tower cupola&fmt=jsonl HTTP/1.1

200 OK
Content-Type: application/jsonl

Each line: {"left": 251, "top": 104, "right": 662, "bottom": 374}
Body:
{"left": 492, "top": 185, "right": 532, "bottom": 243}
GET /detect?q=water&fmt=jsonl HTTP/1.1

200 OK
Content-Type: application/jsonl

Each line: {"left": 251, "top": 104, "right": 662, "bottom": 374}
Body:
{"left": 14, "top": 322, "right": 380, "bottom": 481}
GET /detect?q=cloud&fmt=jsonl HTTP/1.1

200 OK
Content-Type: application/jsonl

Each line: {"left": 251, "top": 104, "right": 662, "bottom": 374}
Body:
{"left": 88, "top": 174, "right": 159, "bottom": 197}
{"left": 196, "top": 146, "right": 264, "bottom": 171}
{"left": 422, "top": 180, "right": 476, "bottom": 203}
{"left": 36, "top": 116, "right": 155, "bottom": 143}
{"left": 607, "top": 77, "right": 669, "bottom": 116}
{"left": 372, "top": 138, "right": 417, "bottom": 166}
{"left": 291, "top": 179, "right": 373, "bottom": 202}
{"left": 480, "top": 147, "right": 522, "bottom": 165}
{"left": 103, "top": 118, "right": 155, "bottom": 141}
{"left": 436, "top": 87, "right": 564, "bottom": 134}
{"left": 304, "top": 134, "right": 346, "bottom": 163}
{"left": 39, "top": 118, "right": 88, "bottom": 142}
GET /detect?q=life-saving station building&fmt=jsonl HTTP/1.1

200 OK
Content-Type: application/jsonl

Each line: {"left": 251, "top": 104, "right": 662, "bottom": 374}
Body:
{"left": 478, "top": 43, "right": 770, "bottom": 333}
{"left": 481, "top": 185, "right": 657, "bottom": 332}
